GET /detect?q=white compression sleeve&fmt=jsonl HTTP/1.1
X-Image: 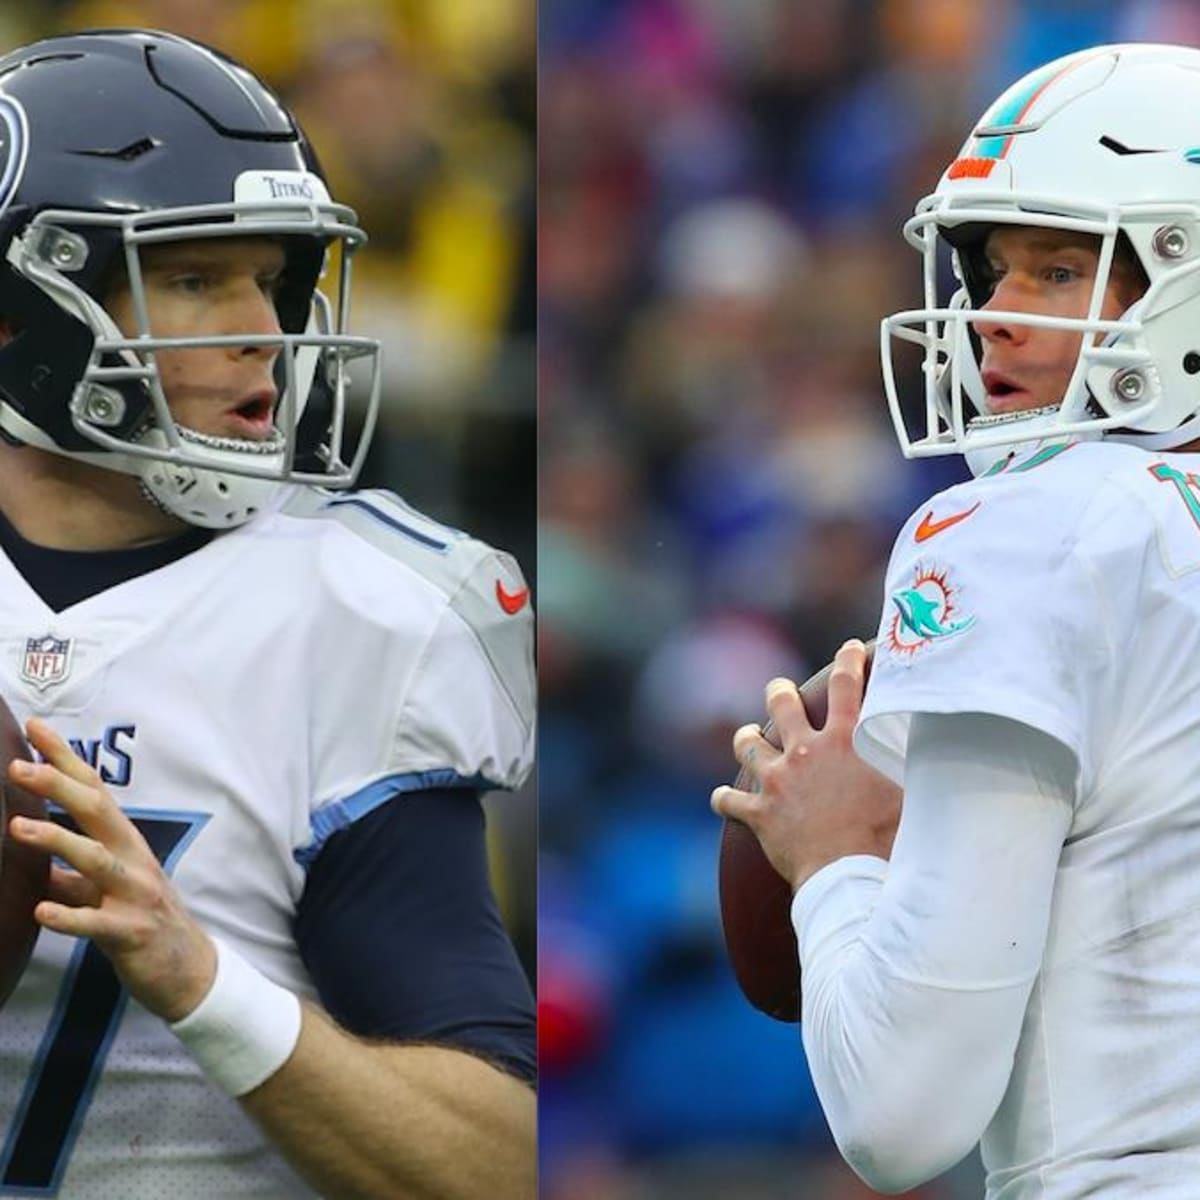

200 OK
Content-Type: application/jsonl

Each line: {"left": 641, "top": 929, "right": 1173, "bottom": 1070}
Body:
{"left": 792, "top": 712, "right": 1075, "bottom": 1192}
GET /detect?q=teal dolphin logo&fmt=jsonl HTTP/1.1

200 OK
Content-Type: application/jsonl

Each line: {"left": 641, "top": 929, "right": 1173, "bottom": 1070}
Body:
{"left": 887, "top": 566, "right": 976, "bottom": 657}
{"left": 892, "top": 587, "right": 975, "bottom": 639}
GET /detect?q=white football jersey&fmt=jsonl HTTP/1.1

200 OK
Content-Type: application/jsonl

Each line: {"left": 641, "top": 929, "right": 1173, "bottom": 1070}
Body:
{"left": 857, "top": 438, "right": 1200, "bottom": 1195}
{"left": 0, "top": 486, "right": 535, "bottom": 1198}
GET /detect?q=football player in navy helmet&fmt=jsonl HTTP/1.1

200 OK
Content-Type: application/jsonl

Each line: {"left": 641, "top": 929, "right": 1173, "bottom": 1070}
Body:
{"left": 0, "top": 28, "right": 535, "bottom": 1199}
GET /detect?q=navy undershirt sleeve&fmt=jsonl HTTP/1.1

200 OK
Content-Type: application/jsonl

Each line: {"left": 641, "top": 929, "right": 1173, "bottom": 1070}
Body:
{"left": 294, "top": 788, "right": 536, "bottom": 1084}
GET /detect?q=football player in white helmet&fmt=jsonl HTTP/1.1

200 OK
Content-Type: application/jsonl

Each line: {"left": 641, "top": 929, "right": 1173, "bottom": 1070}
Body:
{"left": 0, "top": 28, "right": 534, "bottom": 1199}
{"left": 715, "top": 43, "right": 1200, "bottom": 1196}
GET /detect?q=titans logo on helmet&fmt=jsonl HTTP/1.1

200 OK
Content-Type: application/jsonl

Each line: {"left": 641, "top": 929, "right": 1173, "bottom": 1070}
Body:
{"left": 0, "top": 96, "right": 28, "bottom": 219}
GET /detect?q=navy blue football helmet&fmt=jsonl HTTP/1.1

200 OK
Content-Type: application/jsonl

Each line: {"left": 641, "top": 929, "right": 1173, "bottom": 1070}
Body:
{"left": 0, "top": 28, "right": 381, "bottom": 526}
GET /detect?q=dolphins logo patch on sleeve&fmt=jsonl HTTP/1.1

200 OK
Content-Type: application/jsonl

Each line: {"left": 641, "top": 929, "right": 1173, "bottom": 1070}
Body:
{"left": 886, "top": 564, "right": 976, "bottom": 658}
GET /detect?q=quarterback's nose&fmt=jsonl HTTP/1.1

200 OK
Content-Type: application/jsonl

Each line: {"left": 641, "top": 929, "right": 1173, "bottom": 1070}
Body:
{"left": 973, "top": 275, "right": 1034, "bottom": 345}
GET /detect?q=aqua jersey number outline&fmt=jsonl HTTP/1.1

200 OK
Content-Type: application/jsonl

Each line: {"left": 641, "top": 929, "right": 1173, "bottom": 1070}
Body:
{"left": 1149, "top": 461, "right": 1200, "bottom": 528}
{"left": 0, "top": 808, "right": 209, "bottom": 1195}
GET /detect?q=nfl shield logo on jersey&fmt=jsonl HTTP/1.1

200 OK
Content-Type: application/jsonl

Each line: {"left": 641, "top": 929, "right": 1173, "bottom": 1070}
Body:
{"left": 21, "top": 634, "right": 72, "bottom": 690}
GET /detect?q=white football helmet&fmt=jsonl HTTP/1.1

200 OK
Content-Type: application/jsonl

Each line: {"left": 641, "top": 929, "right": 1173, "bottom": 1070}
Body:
{"left": 881, "top": 43, "right": 1200, "bottom": 467}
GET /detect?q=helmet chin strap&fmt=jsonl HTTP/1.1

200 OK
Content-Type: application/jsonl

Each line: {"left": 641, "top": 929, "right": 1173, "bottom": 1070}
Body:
{"left": 134, "top": 425, "right": 288, "bottom": 529}
{"left": 962, "top": 406, "right": 1102, "bottom": 478}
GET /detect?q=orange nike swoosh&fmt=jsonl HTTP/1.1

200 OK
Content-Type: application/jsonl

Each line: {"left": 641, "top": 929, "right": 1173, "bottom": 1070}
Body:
{"left": 914, "top": 501, "right": 981, "bottom": 542}
{"left": 495, "top": 580, "right": 530, "bottom": 615}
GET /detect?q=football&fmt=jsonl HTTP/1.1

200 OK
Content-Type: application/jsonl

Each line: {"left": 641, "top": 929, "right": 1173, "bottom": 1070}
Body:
{"left": 0, "top": 700, "right": 47, "bottom": 1008}
{"left": 718, "top": 641, "right": 875, "bottom": 1022}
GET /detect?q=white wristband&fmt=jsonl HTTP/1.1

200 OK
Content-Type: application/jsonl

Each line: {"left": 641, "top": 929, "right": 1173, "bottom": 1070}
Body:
{"left": 169, "top": 937, "right": 303, "bottom": 1097}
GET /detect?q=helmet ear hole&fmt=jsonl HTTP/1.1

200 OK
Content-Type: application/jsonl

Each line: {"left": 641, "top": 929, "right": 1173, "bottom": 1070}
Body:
{"left": 1183, "top": 353, "right": 1200, "bottom": 376}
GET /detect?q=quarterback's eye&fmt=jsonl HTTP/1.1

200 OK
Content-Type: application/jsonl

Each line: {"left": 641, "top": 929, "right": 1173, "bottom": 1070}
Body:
{"left": 1046, "top": 265, "right": 1079, "bottom": 285}
{"left": 170, "top": 272, "right": 211, "bottom": 295}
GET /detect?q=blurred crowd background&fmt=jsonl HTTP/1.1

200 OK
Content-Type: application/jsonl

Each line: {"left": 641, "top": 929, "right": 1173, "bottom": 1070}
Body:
{"left": 539, "top": 1, "right": 1200, "bottom": 1197}
{"left": 0, "top": 1, "right": 536, "bottom": 978}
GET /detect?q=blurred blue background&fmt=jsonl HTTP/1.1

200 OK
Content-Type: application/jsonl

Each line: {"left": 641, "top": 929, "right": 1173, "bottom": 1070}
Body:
{"left": 537, "top": 1, "right": 1195, "bottom": 1196}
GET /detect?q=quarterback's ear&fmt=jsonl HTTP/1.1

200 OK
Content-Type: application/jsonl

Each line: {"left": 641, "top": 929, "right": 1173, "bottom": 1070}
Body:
{"left": 0, "top": 318, "right": 17, "bottom": 346}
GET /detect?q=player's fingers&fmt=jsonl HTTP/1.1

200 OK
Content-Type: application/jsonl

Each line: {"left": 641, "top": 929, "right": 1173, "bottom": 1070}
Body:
{"left": 732, "top": 722, "right": 776, "bottom": 773}
{"left": 825, "top": 639, "right": 868, "bottom": 734}
{"left": 24, "top": 718, "right": 98, "bottom": 785}
{"left": 764, "top": 677, "right": 811, "bottom": 743}
{"left": 9, "top": 814, "right": 129, "bottom": 892}
{"left": 46, "top": 863, "right": 102, "bottom": 909}
{"left": 710, "top": 784, "right": 763, "bottom": 825}
{"left": 33, "top": 898, "right": 111, "bottom": 941}
{"left": 9, "top": 758, "right": 140, "bottom": 855}
{"left": 10, "top": 760, "right": 95, "bottom": 815}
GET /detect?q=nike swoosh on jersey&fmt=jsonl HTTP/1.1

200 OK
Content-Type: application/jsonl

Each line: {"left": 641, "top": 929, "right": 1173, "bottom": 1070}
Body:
{"left": 495, "top": 580, "right": 530, "bottom": 614}
{"left": 914, "top": 501, "right": 981, "bottom": 542}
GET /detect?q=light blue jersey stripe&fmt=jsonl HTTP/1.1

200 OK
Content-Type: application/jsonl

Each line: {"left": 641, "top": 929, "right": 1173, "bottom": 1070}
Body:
{"left": 295, "top": 769, "right": 496, "bottom": 867}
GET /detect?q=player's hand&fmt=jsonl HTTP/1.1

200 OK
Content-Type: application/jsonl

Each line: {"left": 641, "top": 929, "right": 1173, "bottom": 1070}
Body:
{"left": 5, "top": 718, "right": 216, "bottom": 1022}
{"left": 711, "top": 639, "right": 902, "bottom": 892}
